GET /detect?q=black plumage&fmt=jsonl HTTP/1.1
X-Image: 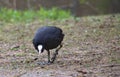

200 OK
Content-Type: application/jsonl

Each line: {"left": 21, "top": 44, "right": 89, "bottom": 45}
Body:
{"left": 33, "top": 26, "right": 64, "bottom": 64}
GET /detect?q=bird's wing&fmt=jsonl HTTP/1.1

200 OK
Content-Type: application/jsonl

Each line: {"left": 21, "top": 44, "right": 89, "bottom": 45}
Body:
{"left": 44, "top": 35, "right": 62, "bottom": 49}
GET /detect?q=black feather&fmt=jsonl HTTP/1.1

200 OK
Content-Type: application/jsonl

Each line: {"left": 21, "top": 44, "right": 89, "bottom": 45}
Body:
{"left": 33, "top": 26, "right": 64, "bottom": 53}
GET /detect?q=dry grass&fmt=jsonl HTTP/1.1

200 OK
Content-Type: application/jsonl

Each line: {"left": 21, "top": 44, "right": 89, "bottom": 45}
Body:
{"left": 0, "top": 14, "right": 120, "bottom": 77}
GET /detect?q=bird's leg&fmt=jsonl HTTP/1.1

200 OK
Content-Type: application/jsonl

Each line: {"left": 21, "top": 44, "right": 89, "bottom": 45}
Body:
{"left": 51, "top": 44, "right": 63, "bottom": 63}
{"left": 47, "top": 50, "right": 51, "bottom": 64}
{"left": 37, "top": 50, "right": 51, "bottom": 65}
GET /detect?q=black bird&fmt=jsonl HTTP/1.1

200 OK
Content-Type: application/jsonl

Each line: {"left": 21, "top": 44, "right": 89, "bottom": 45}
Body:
{"left": 33, "top": 26, "right": 64, "bottom": 64}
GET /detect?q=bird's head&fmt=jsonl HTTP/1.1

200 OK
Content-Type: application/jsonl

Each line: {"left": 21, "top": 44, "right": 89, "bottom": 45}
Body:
{"left": 37, "top": 45, "right": 44, "bottom": 54}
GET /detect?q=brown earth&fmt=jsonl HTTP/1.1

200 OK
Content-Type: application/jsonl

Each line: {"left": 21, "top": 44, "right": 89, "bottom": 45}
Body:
{"left": 0, "top": 14, "right": 120, "bottom": 77}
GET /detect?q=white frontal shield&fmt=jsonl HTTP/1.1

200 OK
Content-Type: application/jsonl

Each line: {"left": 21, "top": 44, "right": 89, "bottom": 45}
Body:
{"left": 38, "top": 45, "right": 43, "bottom": 54}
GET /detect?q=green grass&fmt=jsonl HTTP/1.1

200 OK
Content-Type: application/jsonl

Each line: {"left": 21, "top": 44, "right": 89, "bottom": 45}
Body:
{"left": 0, "top": 7, "right": 72, "bottom": 22}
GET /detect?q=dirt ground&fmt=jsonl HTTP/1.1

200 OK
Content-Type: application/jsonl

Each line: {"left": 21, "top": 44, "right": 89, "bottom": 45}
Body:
{"left": 0, "top": 14, "right": 120, "bottom": 77}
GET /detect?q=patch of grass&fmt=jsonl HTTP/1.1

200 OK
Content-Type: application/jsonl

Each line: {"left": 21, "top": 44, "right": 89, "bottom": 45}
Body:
{"left": 37, "top": 8, "right": 72, "bottom": 20}
{"left": 15, "top": 52, "right": 27, "bottom": 57}
{"left": 0, "top": 14, "right": 120, "bottom": 76}
{"left": 0, "top": 7, "right": 72, "bottom": 23}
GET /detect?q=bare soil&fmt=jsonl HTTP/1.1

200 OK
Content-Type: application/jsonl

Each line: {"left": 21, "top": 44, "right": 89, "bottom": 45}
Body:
{"left": 0, "top": 14, "right": 120, "bottom": 77}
